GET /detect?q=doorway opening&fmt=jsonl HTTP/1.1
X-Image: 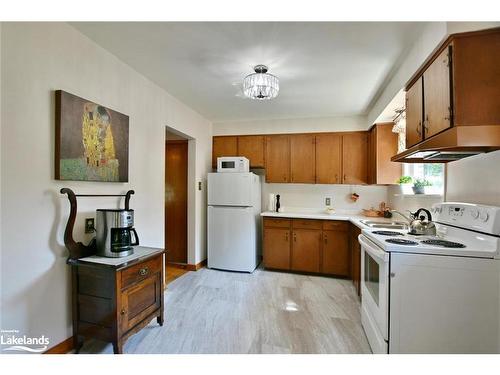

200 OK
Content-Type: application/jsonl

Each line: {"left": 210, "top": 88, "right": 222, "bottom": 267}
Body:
{"left": 165, "top": 129, "right": 189, "bottom": 276}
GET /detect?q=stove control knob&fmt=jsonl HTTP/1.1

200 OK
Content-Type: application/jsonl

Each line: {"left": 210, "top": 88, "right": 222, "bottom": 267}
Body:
{"left": 479, "top": 211, "right": 489, "bottom": 222}
{"left": 470, "top": 208, "right": 480, "bottom": 219}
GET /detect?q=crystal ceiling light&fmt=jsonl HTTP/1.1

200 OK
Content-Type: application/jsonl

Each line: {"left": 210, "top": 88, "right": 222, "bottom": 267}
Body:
{"left": 243, "top": 65, "right": 279, "bottom": 100}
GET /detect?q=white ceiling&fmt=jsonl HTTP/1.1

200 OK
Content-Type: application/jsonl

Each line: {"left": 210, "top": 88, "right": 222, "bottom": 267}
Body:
{"left": 71, "top": 22, "right": 426, "bottom": 123}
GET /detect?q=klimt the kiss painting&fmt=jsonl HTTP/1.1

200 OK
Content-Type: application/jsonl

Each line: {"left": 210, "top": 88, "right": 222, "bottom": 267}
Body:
{"left": 55, "top": 90, "right": 129, "bottom": 182}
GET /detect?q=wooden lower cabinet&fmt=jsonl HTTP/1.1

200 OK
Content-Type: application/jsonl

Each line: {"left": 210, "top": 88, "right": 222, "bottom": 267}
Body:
{"left": 263, "top": 218, "right": 350, "bottom": 277}
{"left": 291, "top": 229, "right": 321, "bottom": 273}
{"left": 322, "top": 228, "right": 350, "bottom": 277}
{"left": 350, "top": 225, "right": 362, "bottom": 297}
{"left": 263, "top": 227, "right": 291, "bottom": 269}
{"left": 71, "top": 248, "right": 165, "bottom": 354}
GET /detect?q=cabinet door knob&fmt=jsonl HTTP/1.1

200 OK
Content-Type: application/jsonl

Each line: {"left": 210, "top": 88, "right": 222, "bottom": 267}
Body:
{"left": 138, "top": 267, "right": 149, "bottom": 276}
{"left": 285, "top": 232, "right": 289, "bottom": 241}
{"left": 120, "top": 309, "right": 126, "bottom": 315}
{"left": 293, "top": 233, "right": 297, "bottom": 242}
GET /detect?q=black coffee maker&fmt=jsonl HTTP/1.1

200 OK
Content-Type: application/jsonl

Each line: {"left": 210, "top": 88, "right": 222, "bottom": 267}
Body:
{"left": 95, "top": 209, "right": 139, "bottom": 257}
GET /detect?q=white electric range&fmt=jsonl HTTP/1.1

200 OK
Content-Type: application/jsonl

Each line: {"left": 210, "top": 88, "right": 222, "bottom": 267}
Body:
{"left": 359, "top": 202, "right": 500, "bottom": 354}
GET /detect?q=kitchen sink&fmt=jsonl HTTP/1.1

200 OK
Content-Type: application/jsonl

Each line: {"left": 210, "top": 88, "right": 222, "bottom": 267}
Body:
{"left": 359, "top": 220, "right": 408, "bottom": 230}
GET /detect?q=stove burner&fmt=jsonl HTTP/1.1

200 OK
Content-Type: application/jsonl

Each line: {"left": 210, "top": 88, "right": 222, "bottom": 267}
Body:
{"left": 372, "top": 231, "right": 404, "bottom": 236}
{"left": 385, "top": 238, "right": 418, "bottom": 246}
{"left": 421, "top": 239, "right": 466, "bottom": 248}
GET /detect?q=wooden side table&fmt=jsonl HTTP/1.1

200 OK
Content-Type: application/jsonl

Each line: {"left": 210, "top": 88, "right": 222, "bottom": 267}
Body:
{"left": 69, "top": 247, "right": 165, "bottom": 354}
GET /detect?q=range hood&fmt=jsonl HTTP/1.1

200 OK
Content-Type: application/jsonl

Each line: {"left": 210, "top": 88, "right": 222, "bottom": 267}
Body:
{"left": 391, "top": 126, "right": 500, "bottom": 163}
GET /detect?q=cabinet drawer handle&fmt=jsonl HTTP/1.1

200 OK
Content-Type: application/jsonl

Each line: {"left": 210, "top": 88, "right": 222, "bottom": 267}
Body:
{"left": 324, "top": 235, "right": 328, "bottom": 244}
{"left": 417, "top": 121, "right": 422, "bottom": 135}
{"left": 138, "top": 267, "right": 149, "bottom": 276}
{"left": 120, "top": 309, "right": 126, "bottom": 315}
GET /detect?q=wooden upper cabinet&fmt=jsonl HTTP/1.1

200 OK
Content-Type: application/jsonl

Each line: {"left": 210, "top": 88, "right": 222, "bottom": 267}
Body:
{"left": 342, "top": 133, "right": 368, "bottom": 185}
{"left": 290, "top": 134, "right": 316, "bottom": 183}
{"left": 237, "top": 135, "right": 265, "bottom": 168}
{"left": 405, "top": 77, "right": 424, "bottom": 148}
{"left": 368, "top": 123, "right": 401, "bottom": 185}
{"left": 315, "top": 133, "right": 342, "bottom": 184}
{"left": 265, "top": 135, "right": 290, "bottom": 183}
{"left": 423, "top": 45, "right": 452, "bottom": 139}
{"left": 212, "top": 136, "right": 237, "bottom": 167}
{"left": 453, "top": 30, "right": 500, "bottom": 126}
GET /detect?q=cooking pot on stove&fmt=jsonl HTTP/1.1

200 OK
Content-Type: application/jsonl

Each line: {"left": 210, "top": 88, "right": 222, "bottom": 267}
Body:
{"left": 408, "top": 208, "right": 436, "bottom": 236}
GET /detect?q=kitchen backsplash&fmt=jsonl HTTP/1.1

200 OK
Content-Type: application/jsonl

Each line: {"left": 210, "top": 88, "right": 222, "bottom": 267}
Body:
{"left": 262, "top": 180, "right": 389, "bottom": 213}
{"left": 387, "top": 185, "right": 443, "bottom": 213}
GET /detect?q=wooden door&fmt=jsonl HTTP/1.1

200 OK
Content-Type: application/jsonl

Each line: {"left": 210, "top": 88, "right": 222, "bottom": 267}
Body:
{"left": 165, "top": 140, "right": 188, "bottom": 264}
{"left": 119, "top": 273, "right": 162, "bottom": 333}
{"left": 405, "top": 77, "right": 424, "bottom": 148}
{"left": 423, "top": 45, "right": 452, "bottom": 138}
{"left": 342, "top": 133, "right": 368, "bottom": 185}
{"left": 322, "top": 229, "right": 350, "bottom": 277}
{"left": 237, "top": 135, "right": 265, "bottom": 168}
{"left": 290, "top": 134, "right": 316, "bottom": 183}
{"left": 212, "top": 136, "right": 238, "bottom": 168}
{"left": 265, "top": 135, "right": 290, "bottom": 183}
{"left": 315, "top": 133, "right": 342, "bottom": 184}
{"left": 291, "top": 229, "right": 321, "bottom": 273}
{"left": 263, "top": 228, "right": 290, "bottom": 269}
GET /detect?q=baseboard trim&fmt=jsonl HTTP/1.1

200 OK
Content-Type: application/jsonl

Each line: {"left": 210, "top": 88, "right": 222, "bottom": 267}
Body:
{"left": 185, "top": 259, "right": 207, "bottom": 271}
{"left": 44, "top": 337, "right": 73, "bottom": 354}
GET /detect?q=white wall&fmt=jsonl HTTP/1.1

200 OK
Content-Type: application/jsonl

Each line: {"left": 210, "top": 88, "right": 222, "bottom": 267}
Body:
{"left": 446, "top": 151, "right": 500, "bottom": 206}
{"left": 262, "top": 182, "right": 388, "bottom": 213}
{"left": 0, "top": 22, "right": 3, "bottom": 330}
{"left": 368, "top": 22, "right": 448, "bottom": 125}
{"left": 387, "top": 185, "right": 443, "bottom": 214}
{"left": 0, "top": 23, "right": 212, "bottom": 349}
{"left": 213, "top": 115, "right": 369, "bottom": 135}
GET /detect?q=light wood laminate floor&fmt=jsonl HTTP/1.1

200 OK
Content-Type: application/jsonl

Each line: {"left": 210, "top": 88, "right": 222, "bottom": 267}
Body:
{"left": 80, "top": 267, "right": 371, "bottom": 354}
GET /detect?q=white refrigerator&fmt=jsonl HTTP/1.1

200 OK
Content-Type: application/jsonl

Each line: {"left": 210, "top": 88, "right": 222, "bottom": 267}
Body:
{"left": 207, "top": 172, "right": 261, "bottom": 273}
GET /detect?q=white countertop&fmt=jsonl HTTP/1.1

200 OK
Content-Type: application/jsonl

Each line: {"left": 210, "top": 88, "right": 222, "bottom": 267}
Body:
{"left": 78, "top": 246, "right": 163, "bottom": 267}
{"left": 260, "top": 209, "right": 396, "bottom": 229}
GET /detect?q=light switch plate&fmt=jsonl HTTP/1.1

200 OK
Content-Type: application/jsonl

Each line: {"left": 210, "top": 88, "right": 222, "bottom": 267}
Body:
{"left": 85, "top": 218, "right": 95, "bottom": 233}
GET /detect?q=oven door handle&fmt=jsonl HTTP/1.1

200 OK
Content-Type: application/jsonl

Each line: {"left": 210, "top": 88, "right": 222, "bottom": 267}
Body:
{"left": 358, "top": 234, "right": 389, "bottom": 263}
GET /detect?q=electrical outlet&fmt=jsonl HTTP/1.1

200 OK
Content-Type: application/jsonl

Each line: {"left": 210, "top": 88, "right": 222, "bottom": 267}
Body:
{"left": 198, "top": 181, "right": 202, "bottom": 191}
{"left": 325, "top": 197, "right": 331, "bottom": 206}
{"left": 85, "top": 218, "right": 95, "bottom": 233}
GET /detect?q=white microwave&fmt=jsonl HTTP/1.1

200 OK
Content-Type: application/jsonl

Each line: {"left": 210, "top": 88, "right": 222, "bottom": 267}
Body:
{"left": 217, "top": 157, "right": 250, "bottom": 173}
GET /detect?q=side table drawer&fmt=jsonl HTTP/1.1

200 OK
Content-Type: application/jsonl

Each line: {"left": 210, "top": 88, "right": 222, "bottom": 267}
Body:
{"left": 121, "top": 255, "right": 162, "bottom": 290}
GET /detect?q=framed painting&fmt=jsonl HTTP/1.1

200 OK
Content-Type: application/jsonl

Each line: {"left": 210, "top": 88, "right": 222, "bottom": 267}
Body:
{"left": 55, "top": 90, "right": 129, "bottom": 182}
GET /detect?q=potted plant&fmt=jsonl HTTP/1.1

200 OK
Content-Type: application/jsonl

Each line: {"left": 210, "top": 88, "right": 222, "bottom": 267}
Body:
{"left": 413, "top": 179, "right": 432, "bottom": 194}
{"left": 397, "top": 176, "right": 413, "bottom": 194}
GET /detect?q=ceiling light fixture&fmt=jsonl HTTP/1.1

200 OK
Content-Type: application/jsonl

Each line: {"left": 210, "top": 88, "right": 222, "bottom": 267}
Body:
{"left": 243, "top": 65, "right": 279, "bottom": 100}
